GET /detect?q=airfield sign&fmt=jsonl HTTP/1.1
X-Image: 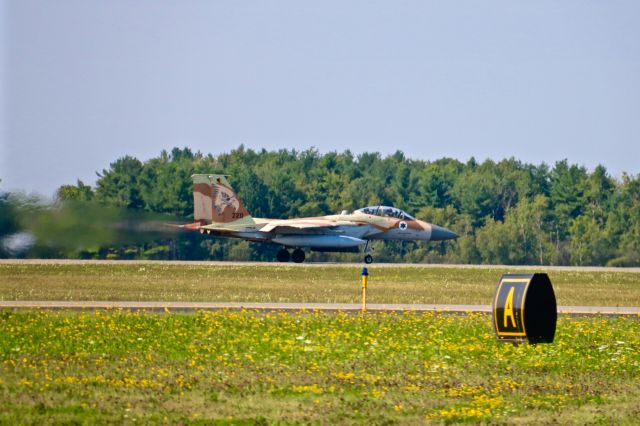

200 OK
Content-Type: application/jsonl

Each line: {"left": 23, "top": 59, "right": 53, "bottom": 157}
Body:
{"left": 492, "top": 273, "right": 557, "bottom": 344}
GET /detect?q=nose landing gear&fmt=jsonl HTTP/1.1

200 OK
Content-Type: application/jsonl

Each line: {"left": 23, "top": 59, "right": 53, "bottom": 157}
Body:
{"left": 363, "top": 240, "right": 374, "bottom": 264}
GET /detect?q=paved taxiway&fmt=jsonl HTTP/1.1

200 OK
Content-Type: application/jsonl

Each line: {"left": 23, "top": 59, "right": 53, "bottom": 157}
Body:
{"left": 2, "top": 260, "right": 637, "bottom": 315}
{"left": 0, "top": 301, "right": 638, "bottom": 315}
{"left": 2, "top": 258, "right": 640, "bottom": 273}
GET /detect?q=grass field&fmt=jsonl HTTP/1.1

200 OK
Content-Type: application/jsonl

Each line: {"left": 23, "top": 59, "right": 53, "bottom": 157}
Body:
{"left": 1, "top": 309, "right": 639, "bottom": 424}
{"left": 1, "top": 262, "right": 638, "bottom": 424}
{"left": 1, "top": 262, "right": 639, "bottom": 306}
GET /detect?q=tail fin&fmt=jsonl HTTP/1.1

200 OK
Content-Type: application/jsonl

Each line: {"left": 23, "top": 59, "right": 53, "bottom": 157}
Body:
{"left": 192, "top": 174, "right": 254, "bottom": 226}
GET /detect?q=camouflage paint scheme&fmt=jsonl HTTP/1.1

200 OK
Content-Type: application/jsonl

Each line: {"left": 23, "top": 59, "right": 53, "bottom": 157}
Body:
{"left": 183, "top": 174, "right": 457, "bottom": 263}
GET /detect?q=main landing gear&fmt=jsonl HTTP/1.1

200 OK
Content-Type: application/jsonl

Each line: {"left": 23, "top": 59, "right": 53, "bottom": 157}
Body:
{"left": 291, "top": 249, "right": 305, "bottom": 263}
{"left": 364, "top": 254, "right": 373, "bottom": 264}
{"left": 276, "top": 248, "right": 290, "bottom": 262}
{"left": 276, "top": 248, "right": 306, "bottom": 263}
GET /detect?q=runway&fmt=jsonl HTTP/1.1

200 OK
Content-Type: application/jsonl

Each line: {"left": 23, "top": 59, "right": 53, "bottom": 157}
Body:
{"left": 2, "top": 258, "right": 640, "bottom": 273}
{"left": 0, "top": 301, "right": 638, "bottom": 315}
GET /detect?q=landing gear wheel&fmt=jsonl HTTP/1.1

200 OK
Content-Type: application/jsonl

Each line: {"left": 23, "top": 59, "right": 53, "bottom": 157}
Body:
{"left": 291, "top": 249, "right": 306, "bottom": 263}
{"left": 364, "top": 254, "right": 373, "bottom": 264}
{"left": 276, "top": 248, "right": 290, "bottom": 262}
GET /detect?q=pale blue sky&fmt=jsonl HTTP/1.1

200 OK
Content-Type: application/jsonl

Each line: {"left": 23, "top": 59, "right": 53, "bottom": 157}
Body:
{"left": 2, "top": 1, "right": 639, "bottom": 196}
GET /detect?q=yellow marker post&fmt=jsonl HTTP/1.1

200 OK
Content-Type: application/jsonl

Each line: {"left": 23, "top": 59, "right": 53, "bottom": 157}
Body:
{"left": 361, "top": 267, "right": 369, "bottom": 313}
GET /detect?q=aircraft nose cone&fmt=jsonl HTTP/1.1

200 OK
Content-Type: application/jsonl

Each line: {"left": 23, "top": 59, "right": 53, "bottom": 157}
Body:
{"left": 430, "top": 224, "right": 459, "bottom": 241}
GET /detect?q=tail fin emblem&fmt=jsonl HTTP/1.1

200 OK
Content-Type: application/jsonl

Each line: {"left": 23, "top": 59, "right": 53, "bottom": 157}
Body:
{"left": 213, "top": 185, "right": 240, "bottom": 215}
{"left": 192, "top": 174, "right": 254, "bottom": 225}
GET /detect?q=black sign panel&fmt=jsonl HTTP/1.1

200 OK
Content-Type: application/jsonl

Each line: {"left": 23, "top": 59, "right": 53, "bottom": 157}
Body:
{"left": 493, "top": 278, "right": 529, "bottom": 338}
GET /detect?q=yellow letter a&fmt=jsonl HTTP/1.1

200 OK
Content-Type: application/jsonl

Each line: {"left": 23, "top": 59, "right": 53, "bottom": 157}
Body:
{"left": 503, "top": 286, "right": 516, "bottom": 328}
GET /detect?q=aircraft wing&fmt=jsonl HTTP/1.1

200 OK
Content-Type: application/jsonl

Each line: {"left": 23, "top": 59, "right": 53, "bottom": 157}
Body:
{"left": 200, "top": 222, "right": 256, "bottom": 232}
{"left": 259, "top": 219, "right": 345, "bottom": 234}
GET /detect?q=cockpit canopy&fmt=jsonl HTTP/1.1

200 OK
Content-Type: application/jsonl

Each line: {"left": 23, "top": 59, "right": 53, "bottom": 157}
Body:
{"left": 355, "top": 206, "right": 415, "bottom": 220}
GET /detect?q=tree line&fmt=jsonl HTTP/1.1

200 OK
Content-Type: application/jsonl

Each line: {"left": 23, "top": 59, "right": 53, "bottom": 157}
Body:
{"left": 2, "top": 146, "right": 639, "bottom": 266}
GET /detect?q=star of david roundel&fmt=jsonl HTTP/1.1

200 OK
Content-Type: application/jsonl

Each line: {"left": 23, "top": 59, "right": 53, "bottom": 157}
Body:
{"left": 399, "top": 221, "right": 408, "bottom": 230}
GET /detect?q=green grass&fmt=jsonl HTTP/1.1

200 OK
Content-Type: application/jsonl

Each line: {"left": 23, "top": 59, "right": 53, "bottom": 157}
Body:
{"left": 1, "top": 263, "right": 639, "bottom": 306}
{"left": 0, "top": 310, "right": 639, "bottom": 424}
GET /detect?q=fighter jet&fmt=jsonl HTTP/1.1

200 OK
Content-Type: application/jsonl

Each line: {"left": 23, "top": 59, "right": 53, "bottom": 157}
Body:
{"left": 181, "top": 174, "right": 458, "bottom": 263}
